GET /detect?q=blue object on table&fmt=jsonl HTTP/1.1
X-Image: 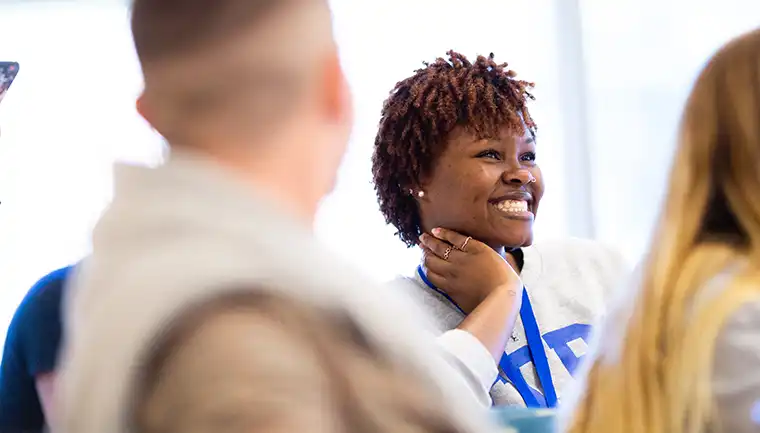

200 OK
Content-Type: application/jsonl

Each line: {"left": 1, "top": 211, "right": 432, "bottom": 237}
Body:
{"left": 492, "top": 407, "right": 556, "bottom": 432}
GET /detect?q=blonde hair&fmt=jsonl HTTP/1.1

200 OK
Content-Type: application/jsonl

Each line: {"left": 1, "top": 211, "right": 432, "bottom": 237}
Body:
{"left": 565, "top": 27, "right": 760, "bottom": 433}
{"left": 131, "top": 291, "right": 466, "bottom": 433}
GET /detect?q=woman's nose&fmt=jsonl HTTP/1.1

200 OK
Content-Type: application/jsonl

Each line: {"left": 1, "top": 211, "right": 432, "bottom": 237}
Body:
{"left": 502, "top": 168, "right": 534, "bottom": 185}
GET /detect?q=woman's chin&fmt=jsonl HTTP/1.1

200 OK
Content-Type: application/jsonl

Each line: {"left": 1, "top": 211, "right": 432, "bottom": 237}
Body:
{"left": 483, "top": 219, "right": 535, "bottom": 249}
{"left": 491, "top": 231, "right": 534, "bottom": 249}
{"left": 473, "top": 231, "right": 533, "bottom": 250}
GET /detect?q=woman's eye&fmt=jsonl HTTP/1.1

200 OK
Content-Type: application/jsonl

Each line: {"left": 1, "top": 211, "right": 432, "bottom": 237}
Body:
{"left": 477, "top": 149, "right": 501, "bottom": 160}
{"left": 520, "top": 152, "right": 537, "bottom": 162}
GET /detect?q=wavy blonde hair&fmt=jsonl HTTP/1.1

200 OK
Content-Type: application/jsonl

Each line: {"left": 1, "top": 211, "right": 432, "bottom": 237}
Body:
{"left": 565, "top": 27, "right": 760, "bottom": 433}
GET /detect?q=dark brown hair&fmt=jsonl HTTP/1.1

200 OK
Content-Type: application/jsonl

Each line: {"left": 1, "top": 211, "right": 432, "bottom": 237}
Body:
{"left": 130, "top": 0, "right": 285, "bottom": 64}
{"left": 371, "top": 50, "right": 537, "bottom": 246}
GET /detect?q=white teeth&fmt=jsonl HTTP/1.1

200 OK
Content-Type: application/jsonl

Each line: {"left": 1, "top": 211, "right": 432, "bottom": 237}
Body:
{"left": 494, "top": 200, "right": 529, "bottom": 214}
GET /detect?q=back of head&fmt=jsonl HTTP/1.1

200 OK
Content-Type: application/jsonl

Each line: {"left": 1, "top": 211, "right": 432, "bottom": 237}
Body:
{"left": 565, "top": 27, "right": 760, "bottom": 433}
{"left": 130, "top": 0, "right": 352, "bottom": 218}
{"left": 132, "top": 0, "right": 319, "bottom": 140}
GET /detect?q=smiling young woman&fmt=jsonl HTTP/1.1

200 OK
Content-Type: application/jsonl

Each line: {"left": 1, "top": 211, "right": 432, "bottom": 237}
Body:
{"left": 372, "top": 51, "right": 630, "bottom": 408}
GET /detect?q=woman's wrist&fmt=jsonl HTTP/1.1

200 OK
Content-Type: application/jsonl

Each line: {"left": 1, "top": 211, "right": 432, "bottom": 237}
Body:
{"left": 458, "top": 281, "right": 524, "bottom": 362}
{"left": 461, "top": 280, "right": 521, "bottom": 313}
{"left": 488, "top": 280, "right": 522, "bottom": 303}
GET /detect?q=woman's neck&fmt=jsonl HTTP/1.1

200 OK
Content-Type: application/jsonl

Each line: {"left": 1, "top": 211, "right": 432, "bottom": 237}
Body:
{"left": 489, "top": 245, "right": 524, "bottom": 273}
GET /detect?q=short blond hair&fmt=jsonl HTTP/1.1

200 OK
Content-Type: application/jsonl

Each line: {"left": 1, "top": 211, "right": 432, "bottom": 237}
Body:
{"left": 131, "top": 0, "right": 289, "bottom": 65}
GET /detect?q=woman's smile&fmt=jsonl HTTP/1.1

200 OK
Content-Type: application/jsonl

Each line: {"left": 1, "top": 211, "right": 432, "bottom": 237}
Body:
{"left": 489, "top": 191, "right": 535, "bottom": 221}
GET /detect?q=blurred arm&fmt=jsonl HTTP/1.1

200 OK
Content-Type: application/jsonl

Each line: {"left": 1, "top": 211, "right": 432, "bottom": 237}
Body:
{"left": 21, "top": 270, "right": 68, "bottom": 428}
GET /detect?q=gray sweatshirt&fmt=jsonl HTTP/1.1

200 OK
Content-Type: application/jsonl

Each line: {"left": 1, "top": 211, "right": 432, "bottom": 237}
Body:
{"left": 402, "top": 238, "right": 630, "bottom": 407}
{"left": 55, "top": 150, "right": 499, "bottom": 433}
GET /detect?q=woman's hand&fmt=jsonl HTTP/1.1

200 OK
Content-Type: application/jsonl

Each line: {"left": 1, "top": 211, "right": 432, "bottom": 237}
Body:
{"left": 419, "top": 227, "right": 522, "bottom": 313}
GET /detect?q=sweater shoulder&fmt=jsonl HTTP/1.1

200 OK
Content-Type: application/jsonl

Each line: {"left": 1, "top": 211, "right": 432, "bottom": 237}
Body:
{"left": 524, "top": 237, "right": 631, "bottom": 304}
{"left": 529, "top": 237, "right": 624, "bottom": 259}
{"left": 527, "top": 237, "right": 629, "bottom": 275}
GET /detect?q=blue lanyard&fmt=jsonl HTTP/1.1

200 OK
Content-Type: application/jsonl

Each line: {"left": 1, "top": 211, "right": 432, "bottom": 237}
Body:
{"left": 417, "top": 265, "right": 558, "bottom": 408}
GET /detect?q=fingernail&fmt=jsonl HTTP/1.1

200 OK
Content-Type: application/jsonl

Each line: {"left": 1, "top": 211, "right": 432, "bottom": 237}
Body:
{"left": 432, "top": 228, "right": 441, "bottom": 236}
{"left": 419, "top": 234, "right": 426, "bottom": 242}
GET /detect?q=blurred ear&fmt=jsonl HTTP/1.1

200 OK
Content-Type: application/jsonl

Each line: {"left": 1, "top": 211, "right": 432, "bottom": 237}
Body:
{"left": 136, "top": 92, "right": 166, "bottom": 135}
{"left": 137, "top": 91, "right": 172, "bottom": 139}
{"left": 136, "top": 93, "right": 149, "bottom": 123}
{"left": 321, "top": 49, "right": 352, "bottom": 128}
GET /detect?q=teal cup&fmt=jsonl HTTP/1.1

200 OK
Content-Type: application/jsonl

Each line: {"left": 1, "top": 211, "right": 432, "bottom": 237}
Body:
{"left": 491, "top": 407, "right": 556, "bottom": 433}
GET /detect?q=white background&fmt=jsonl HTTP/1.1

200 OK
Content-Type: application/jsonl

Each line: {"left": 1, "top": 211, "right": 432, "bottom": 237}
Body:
{"left": 1, "top": 1, "right": 759, "bottom": 343}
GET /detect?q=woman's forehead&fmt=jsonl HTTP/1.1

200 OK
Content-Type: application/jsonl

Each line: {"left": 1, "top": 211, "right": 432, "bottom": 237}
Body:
{"left": 447, "top": 125, "right": 535, "bottom": 146}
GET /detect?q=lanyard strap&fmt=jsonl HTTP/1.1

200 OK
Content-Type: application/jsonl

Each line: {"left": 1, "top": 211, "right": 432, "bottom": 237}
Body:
{"left": 416, "top": 265, "right": 558, "bottom": 408}
{"left": 417, "top": 266, "right": 466, "bottom": 314}
{"left": 504, "top": 290, "right": 558, "bottom": 407}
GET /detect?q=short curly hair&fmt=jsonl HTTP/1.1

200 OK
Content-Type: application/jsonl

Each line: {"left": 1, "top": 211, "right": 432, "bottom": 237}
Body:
{"left": 371, "top": 50, "right": 537, "bottom": 247}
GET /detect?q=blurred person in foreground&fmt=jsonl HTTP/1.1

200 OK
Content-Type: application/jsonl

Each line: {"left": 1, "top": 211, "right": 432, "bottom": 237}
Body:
{"left": 562, "top": 27, "right": 760, "bottom": 433}
{"left": 54, "top": 1, "right": 499, "bottom": 433}
{"left": 372, "top": 51, "right": 629, "bottom": 408}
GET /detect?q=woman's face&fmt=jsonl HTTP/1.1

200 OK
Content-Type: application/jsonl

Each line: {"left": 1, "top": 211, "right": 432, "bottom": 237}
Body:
{"left": 417, "top": 126, "right": 544, "bottom": 249}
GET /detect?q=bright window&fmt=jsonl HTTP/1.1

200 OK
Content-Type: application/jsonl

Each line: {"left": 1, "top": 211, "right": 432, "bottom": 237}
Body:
{"left": 579, "top": 0, "right": 760, "bottom": 262}
{"left": 0, "top": 3, "right": 163, "bottom": 337}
